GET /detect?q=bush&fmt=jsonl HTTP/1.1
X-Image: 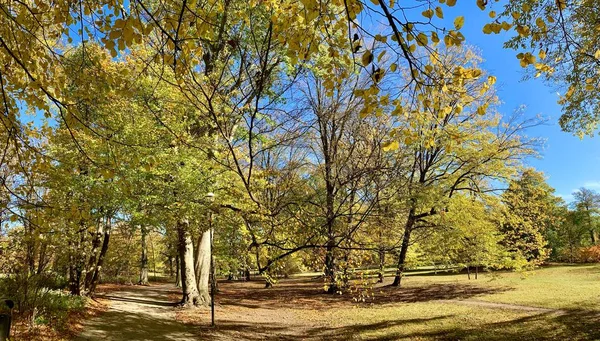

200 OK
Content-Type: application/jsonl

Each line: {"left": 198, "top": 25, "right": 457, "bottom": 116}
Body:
{"left": 574, "top": 245, "right": 600, "bottom": 263}
{"left": 0, "top": 274, "right": 86, "bottom": 329}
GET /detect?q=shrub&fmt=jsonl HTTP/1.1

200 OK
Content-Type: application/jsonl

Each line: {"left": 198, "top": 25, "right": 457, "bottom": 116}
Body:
{"left": 574, "top": 245, "right": 600, "bottom": 263}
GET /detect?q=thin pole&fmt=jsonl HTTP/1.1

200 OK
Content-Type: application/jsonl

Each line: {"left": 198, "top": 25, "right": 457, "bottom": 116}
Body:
{"left": 210, "top": 212, "right": 215, "bottom": 327}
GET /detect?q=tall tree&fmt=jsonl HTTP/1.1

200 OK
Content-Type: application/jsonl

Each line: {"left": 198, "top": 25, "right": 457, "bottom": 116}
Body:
{"left": 385, "top": 47, "right": 539, "bottom": 287}
{"left": 500, "top": 169, "right": 563, "bottom": 265}
{"left": 572, "top": 188, "right": 600, "bottom": 245}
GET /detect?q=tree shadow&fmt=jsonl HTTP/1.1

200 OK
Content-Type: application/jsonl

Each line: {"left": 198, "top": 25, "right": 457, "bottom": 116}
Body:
{"left": 190, "top": 308, "right": 600, "bottom": 341}
{"left": 193, "top": 316, "right": 449, "bottom": 341}
{"left": 74, "top": 308, "right": 200, "bottom": 341}
{"left": 96, "top": 295, "right": 179, "bottom": 307}
{"left": 217, "top": 277, "right": 511, "bottom": 310}
{"left": 396, "top": 309, "right": 600, "bottom": 341}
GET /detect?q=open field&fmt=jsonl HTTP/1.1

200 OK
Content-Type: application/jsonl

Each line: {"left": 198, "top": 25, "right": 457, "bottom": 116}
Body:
{"left": 168, "top": 264, "right": 600, "bottom": 340}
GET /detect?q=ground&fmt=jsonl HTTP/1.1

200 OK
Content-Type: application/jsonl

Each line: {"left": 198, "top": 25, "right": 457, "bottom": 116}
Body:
{"left": 74, "top": 264, "right": 600, "bottom": 340}
{"left": 74, "top": 284, "right": 201, "bottom": 340}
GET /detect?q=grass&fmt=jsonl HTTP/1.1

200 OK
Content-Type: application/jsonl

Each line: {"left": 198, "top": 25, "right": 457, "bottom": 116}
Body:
{"left": 400, "top": 263, "right": 600, "bottom": 310}
{"left": 177, "top": 264, "right": 600, "bottom": 340}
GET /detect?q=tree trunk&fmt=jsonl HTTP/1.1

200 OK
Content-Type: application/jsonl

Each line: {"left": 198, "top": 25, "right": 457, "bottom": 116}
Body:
{"left": 392, "top": 211, "right": 415, "bottom": 287}
{"left": 177, "top": 220, "right": 204, "bottom": 307}
{"left": 84, "top": 218, "right": 103, "bottom": 292}
{"left": 324, "top": 239, "right": 337, "bottom": 294}
{"left": 175, "top": 255, "right": 182, "bottom": 287}
{"left": 245, "top": 268, "right": 251, "bottom": 281}
{"left": 89, "top": 216, "right": 112, "bottom": 295}
{"left": 590, "top": 229, "right": 597, "bottom": 245}
{"left": 378, "top": 249, "right": 385, "bottom": 283}
{"left": 194, "top": 228, "right": 211, "bottom": 305}
{"left": 467, "top": 266, "right": 471, "bottom": 280}
{"left": 69, "top": 254, "right": 80, "bottom": 296}
{"left": 139, "top": 226, "right": 149, "bottom": 285}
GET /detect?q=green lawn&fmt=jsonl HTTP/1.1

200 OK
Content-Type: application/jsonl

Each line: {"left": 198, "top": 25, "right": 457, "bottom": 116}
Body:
{"left": 399, "top": 264, "right": 600, "bottom": 310}
{"left": 185, "top": 264, "right": 600, "bottom": 340}
{"left": 337, "top": 264, "right": 600, "bottom": 340}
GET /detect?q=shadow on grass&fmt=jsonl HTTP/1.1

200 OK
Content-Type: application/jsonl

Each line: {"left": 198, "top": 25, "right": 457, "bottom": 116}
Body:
{"left": 193, "top": 316, "right": 448, "bottom": 341}
{"left": 217, "top": 278, "right": 511, "bottom": 310}
{"left": 190, "top": 308, "right": 600, "bottom": 341}
{"left": 394, "top": 309, "right": 600, "bottom": 341}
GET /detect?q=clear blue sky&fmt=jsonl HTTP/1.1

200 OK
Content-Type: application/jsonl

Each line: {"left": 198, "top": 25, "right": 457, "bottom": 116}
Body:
{"left": 442, "top": 4, "right": 600, "bottom": 203}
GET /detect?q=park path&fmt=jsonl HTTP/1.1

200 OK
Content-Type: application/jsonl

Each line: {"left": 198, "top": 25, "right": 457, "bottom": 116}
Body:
{"left": 75, "top": 283, "right": 201, "bottom": 341}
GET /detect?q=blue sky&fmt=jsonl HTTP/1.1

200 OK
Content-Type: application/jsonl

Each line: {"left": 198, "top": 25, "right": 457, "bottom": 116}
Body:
{"left": 439, "top": 4, "right": 600, "bottom": 203}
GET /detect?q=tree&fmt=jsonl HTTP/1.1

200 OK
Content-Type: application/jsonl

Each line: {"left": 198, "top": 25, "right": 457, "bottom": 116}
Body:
{"left": 385, "top": 47, "right": 539, "bottom": 287}
{"left": 572, "top": 188, "right": 600, "bottom": 244}
{"left": 490, "top": 0, "right": 600, "bottom": 136}
{"left": 500, "top": 169, "right": 563, "bottom": 266}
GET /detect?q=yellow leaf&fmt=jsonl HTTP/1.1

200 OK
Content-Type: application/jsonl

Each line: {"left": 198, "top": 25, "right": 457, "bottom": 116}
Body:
{"left": 390, "top": 63, "right": 398, "bottom": 72}
{"left": 435, "top": 7, "right": 444, "bottom": 18}
{"left": 476, "top": 0, "right": 486, "bottom": 10}
{"left": 108, "top": 30, "right": 121, "bottom": 40}
{"left": 369, "top": 0, "right": 379, "bottom": 5}
{"left": 489, "top": 11, "right": 496, "bottom": 18}
{"left": 565, "top": 87, "right": 574, "bottom": 98}
{"left": 446, "top": 0, "right": 456, "bottom": 7}
{"left": 362, "top": 50, "right": 373, "bottom": 66}
{"left": 512, "top": 12, "right": 521, "bottom": 20}
{"left": 539, "top": 50, "right": 547, "bottom": 59}
{"left": 454, "top": 16, "right": 464, "bottom": 30}
{"left": 374, "top": 34, "right": 387, "bottom": 43}
{"left": 382, "top": 140, "right": 399, "bottom": 152}
{"left": 422, "top": 9, "right": 434, "bottom": 19}
{"left": 417, "top": 32, "right": 428, "bottom": 46}
{"left": 377, "top": 50, "right": 386, "bottom": 62}
{"left": 594, "top": 50, "right": 600, "bottom": 59}
{"left": 536, "top": 17, "right": 546, "bottom": 29}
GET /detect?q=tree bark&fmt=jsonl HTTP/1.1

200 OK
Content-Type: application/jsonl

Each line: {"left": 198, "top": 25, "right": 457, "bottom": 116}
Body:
{"left": 69, "top": 252, "right": 80, "bottom": 296}
{"left": 378, "top": 248, "right": 385, "bottom": 283}
{"left": 175, "top": 255, "right": 182, "bottom": 287}
{"left": 177, "top": 219, "right": 204, "bottom": 307}
{"left": 139, "top": 226, "right": 149, "bottom": 285}
{"left": 391, "top": 210, "right": 415, "bottom": 287}
{"left": 194, "top": 228, "right": 211, "bottom": 305}
{"left": 89, "top": 216, "right": 112, "bottom": 295}
{"left": 84, "top": 218, "right": 103, "bottom": 292}
{"left": 324, "top": 239, "right": 337, "bottom": 293}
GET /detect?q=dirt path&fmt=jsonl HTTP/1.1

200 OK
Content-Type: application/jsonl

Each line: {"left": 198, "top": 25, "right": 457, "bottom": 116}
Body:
{"left": 75, "top": 283, "right": 201, "bottom": 341}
